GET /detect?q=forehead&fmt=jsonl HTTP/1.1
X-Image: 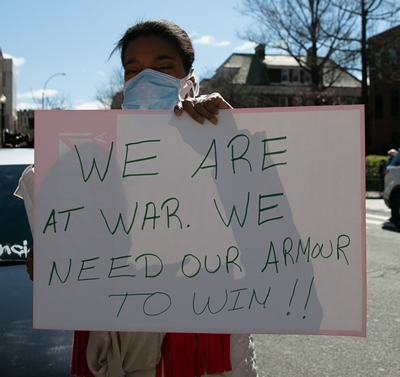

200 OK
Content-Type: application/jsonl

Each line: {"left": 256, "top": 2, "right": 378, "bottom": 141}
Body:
{"left": 123, "top": 36, "right": 183, "bottom": 66}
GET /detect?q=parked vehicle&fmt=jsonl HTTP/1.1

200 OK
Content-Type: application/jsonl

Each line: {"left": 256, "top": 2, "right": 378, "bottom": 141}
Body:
{"left": 383, "top": 151, "right": 400, "bottom": 228}
{"left": 0, "top": 148, "right": 73, "bottom": 376}
{"left": 0, "top": 148, "right": 34, "bottom": 262}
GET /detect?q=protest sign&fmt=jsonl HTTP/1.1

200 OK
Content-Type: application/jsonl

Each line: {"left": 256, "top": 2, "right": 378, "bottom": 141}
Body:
{"left": 33, "top": 107, "right": 366, "bottom": 336}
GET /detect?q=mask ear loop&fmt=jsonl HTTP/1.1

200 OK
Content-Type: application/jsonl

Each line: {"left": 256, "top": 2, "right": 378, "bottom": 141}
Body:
{"left": 191, "top": 74, "right": 199, "bottom": 97}
{"left": 188, "top": 68, "right": 199, "bottom": 97}
{"left": 179, "top": 69, "right": 199, "bottom": 100}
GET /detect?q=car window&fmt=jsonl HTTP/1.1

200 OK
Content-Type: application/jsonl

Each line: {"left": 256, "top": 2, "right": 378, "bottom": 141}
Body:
{"left": 0, "top": 165, "right": 33, "bottom": 261}
{"left": 388, "top": 151, "right": 400, "bottom": 166}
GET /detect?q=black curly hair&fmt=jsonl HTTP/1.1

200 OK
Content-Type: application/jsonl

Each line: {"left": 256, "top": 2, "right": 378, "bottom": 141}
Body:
{"left": 112, "top": 19, "right": 195, "bottom": 74}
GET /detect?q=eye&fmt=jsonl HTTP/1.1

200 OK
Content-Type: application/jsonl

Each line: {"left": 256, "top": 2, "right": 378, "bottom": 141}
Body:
{"left": 125, "top": 69, "right": 138, "bottom": 76}
{"left": 158, "top": 64, "right": 173, "bottom": 71}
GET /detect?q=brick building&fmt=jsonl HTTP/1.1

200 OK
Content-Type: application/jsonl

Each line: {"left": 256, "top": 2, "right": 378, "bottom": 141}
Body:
{"left": 368, "top": 25, "right": 400, "bottom": 154}
{"left": 0, "top": 49, "right": 18, "bottom": 147}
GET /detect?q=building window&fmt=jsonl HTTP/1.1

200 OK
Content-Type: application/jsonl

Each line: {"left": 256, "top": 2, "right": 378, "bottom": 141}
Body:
{"left": 281, "top": 69, "right": 288, "bottom": 82}
{"left": 303, "top": 71, "right": 311, "bottom": 84}
{"left": 292, "top": 69, "right": 300, "bottom": 83}
{"left": 267, "top": 69, "right": 282, "bottom": 83}
{"left": 375, "top": 51, "right": 381, "bottom": 66}
{"left": 389, "top": 49, "right": 397, "bottom": 65}
{"left": 390, "top": 91, "right": 399, "bottom": 117}
{"left": 375, "top": 94, "right": 383, "bottom": 120}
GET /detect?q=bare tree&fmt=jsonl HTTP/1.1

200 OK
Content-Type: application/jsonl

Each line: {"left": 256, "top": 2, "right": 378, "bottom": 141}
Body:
{"left": 332, "top": 0, "right": 399, "bottom": 92}
{"left": 95, "top": 67, "right": 124, "bottom": 109}
{"left": 33, "top": 91, "right": 70, "bottom": 110}
{"left": 237, "top": 0, "right": 358, "bottom": 103}
{"left": 331, "top": 0, "right": 400, "bottom": 151}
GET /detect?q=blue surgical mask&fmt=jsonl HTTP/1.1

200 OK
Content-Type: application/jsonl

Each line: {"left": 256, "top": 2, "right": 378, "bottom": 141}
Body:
{"left": 122, "top": 69, "right": 199, "bottom": 110}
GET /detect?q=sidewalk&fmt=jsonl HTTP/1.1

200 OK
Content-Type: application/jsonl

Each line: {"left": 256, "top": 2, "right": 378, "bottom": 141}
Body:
{"left": 366, "top": 191, "right": 382, "bottom": 199}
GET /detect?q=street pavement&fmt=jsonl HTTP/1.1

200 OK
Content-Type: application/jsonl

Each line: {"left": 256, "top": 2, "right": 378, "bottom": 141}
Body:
{"left": 253, "top": 196, "right": 400, "bottom": 377}
{"left": 365, "top": 192, "right": 397, "bottom": 231}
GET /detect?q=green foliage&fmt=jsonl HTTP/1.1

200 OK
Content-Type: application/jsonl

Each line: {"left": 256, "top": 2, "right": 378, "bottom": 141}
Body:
{"left": 365, "top": 155, "right": 387, "bottom": 167}
{"left": 366, "top": 155, "right": 387, "bottom": 190}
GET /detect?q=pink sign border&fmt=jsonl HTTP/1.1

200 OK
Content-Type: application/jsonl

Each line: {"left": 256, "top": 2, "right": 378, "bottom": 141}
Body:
{"left": 34, "top": 105, "right": 366, "bottom": 337}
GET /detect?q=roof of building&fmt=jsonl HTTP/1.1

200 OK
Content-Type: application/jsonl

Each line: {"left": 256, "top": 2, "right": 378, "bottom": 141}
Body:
{"left": 368, "top": 24, "right": 400, "bottom": 42}
{"left": 216, "top": 53, "right": 270, "bottom": 85}
{"left": 212, "top": 50, "right": 360, "bottom": 88}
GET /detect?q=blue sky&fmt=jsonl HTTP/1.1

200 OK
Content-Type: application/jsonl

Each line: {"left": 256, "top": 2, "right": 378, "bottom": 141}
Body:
{"left": 2, "top": 0, "right": 257, "bottom": 110}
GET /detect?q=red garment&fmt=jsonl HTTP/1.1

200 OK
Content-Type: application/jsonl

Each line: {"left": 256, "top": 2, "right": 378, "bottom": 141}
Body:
{"left": 70, "top": 331, "right": 231, "bottom": 377}
{"left": 70, "top": 331, "right": 94, "bottom": 377}
{"left": 156, "top": 333, "right": 232, "bottom": 377}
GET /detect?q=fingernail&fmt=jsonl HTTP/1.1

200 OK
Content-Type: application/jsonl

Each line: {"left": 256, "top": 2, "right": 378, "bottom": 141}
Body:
{"left": 196, "top": 117, "right": 204, "bottom": 124}
{"left": 174, "top": 108, "right": 182, "bottom": 116}
{"left": 210, "top": 118, "right": 217, "bottom": 125}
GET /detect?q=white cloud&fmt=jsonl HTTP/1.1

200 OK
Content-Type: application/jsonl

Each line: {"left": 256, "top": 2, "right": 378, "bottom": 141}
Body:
{"left": 96, "top": 71, "right": 106, "bottom": 77}
{"left": 233, "top": 41, "right": 257, "bottom": 52}
{"left": 17, "top": 101, "right": 38, "bottom": 111}
{"left": 18, "top": 89, "right": 58, "bottom": 100}
{"left": 192, "top": 35, "right": 230, "bottom": 47}
{"left": 3, "top": 53, "right": 26, "bottom": 67}
{"left": 17, "top": 89, "right": 59, "bottom": 110}
{"left": 110, "top": 83, "right": 123, "bottom": 92}
{"left": 74, "top": 100, "right": 104, "bottom": 110}
{"left": 189, "top": 31, "right": 199, "bottom": 39}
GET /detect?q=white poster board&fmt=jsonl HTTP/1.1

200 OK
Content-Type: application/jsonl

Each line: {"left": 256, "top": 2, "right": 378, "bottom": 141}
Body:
{"left": 34, "top": 107, "right": 366, "bottom": 336}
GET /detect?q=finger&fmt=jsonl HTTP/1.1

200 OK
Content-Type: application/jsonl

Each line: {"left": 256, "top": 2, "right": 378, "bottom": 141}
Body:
{"left": 174, "top": 99, "right": 183, "bottom": 116}
{"left": 193, "top": 102, "right": 218, "bottom": 125}
{"left": 209, "top": 94, "right": 233, "bottom": 110}
{"left": 194, "top": 94, "right": 233, "bottom": 124}
{"left": 201, "top": 98, "right": 220, "bottom": 115}
{"left": 181, "top": 99, "right": 205, "bottom": 124}
{"left": 216, "top": 98, "right": 233, "bottom": 110}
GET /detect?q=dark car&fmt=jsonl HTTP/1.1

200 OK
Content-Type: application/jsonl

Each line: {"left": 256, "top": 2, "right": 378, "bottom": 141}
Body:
{"left": 0, "top": 148, "right": 34, "bottom": 262}
{"left": 0, "top": 148, "right": 73, "bottom": 376}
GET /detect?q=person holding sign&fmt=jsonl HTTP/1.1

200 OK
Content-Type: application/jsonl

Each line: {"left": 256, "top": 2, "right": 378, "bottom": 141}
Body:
{"left": 26, "top": 19, "right": 258, "bottom": 377}
{"left": 72, "top": 19, "right": 257, "bottom": 377}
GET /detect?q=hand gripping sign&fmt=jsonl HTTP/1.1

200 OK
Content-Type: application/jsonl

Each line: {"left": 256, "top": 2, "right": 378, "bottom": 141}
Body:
{"left": 33, "top": 107, "right": 366, "bottom": 336}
